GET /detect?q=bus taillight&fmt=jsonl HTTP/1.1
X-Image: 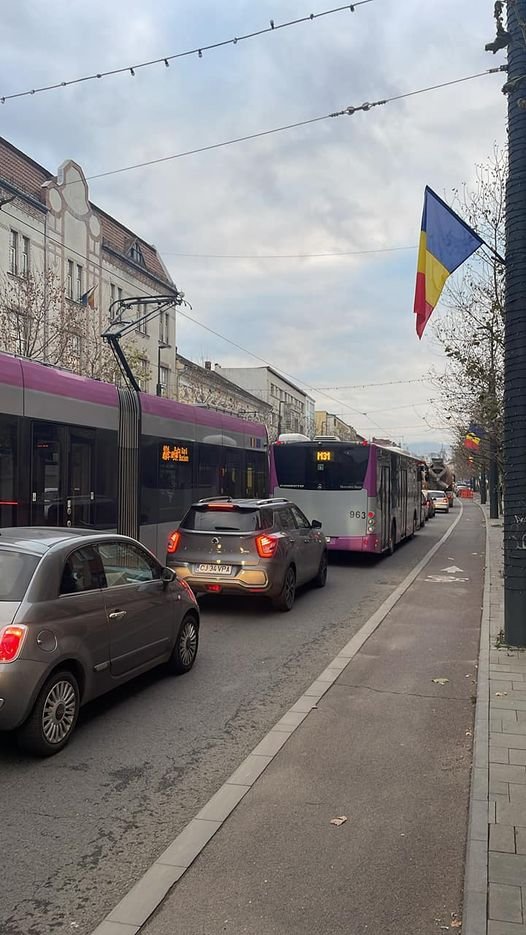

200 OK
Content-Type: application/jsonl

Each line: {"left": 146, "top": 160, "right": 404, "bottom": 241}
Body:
{"left": 367, "top": 511, "right": 376, "bottom": 532}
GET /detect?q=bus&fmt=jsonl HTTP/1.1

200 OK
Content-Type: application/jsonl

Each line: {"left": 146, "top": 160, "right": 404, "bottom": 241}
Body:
{"left": 0, "top": 352, "right": 268, "bottom": 558}
{"left": 270, "top": 437, "right": 423, "bottom": 554}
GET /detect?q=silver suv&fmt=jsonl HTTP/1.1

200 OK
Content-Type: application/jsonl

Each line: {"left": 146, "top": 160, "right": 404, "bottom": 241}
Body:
{"left": 166, "top": 497, "right": 328, "bottom": 612}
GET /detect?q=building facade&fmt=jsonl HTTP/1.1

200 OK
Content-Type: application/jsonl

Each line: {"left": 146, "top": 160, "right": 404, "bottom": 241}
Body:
{"left": 314, "top": 411, "right": 359, "bottom": 441}
{"left": 0, "top": 136, "right": 179, "bottom": 392}
{"left": 175, "top": 356, "right": 273, "bottom": 426}
{"left": 215, "top": 365, "right": 315, "bottom": 441}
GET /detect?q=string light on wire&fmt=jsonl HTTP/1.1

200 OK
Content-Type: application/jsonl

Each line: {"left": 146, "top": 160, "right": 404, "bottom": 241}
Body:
{"left": 0, "top": 2, "right": 374, "bottom": 104}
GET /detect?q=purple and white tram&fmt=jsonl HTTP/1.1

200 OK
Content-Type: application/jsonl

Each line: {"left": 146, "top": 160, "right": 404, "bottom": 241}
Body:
{"left": 0, "top": 353, "right": 268, "bottom": 559}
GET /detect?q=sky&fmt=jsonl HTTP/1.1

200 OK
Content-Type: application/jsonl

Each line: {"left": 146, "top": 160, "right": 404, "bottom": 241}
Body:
{"left": 0, "top": 0, "right": 507, "bottom": 451}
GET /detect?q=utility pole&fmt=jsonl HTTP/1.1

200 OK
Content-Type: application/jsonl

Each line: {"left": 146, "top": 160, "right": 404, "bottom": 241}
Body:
{"left": 503, "top": 0, "right": 526, "bottom": 644}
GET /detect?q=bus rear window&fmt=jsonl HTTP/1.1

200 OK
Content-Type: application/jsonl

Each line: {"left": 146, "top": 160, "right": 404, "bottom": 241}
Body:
{"left": 273, "top": 444, "right": 370, "bottom": 490}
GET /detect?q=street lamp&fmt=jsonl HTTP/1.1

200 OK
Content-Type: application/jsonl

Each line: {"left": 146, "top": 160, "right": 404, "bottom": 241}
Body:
{"left": 156, "top": 341, "right": 170, "bottom": 397}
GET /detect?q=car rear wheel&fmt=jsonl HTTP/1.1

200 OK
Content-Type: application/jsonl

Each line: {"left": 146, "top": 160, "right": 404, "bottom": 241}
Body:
{"left": 273, "top": 566, "right": 296, "bottom": 612}
{"left": 169, "top": 613, "right": 199, "bottom": 674}
{"left": 17, "top": 670, "right": 80, "bottom": 757}
{"left": 313, "top": 551, "right": 328, "bottom": 588}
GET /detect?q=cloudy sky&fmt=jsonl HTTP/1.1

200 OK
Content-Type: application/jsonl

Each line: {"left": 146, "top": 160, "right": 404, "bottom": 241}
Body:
{"left": 1, "top": 0, "right": 506, "bottom": 449}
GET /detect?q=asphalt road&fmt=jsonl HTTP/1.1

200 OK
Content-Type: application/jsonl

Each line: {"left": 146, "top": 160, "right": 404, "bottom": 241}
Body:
{"left": 0, "top": 514, "right": 457, "bottom": 935}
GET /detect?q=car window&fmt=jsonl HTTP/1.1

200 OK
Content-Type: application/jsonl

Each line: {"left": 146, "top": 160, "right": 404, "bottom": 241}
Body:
{"left": 181, "top": 507, "right": 260, "bottom": 532}
{"left": 60, "top": 546, "right": 105, "bottom": 595}
{"left": 259, "top": 509, "right": 273, "bottom": 530}
{"left": 0, "top": 549, "right": 40, "bottom": 601}
{"left": 98, "top": 542, "right": 161, "bottom": 587}
{"left": 290, "top": 504, "right": 311, "bottom": 529}
{"left": 275, "top": 507, "right": 296, "bottom": 531}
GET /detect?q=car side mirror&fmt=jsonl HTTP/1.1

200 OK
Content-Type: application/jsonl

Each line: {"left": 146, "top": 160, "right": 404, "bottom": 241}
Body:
{"left": 161, "top": 567, "right": 175, "bottom": 584}
{"left": 311, "top": 519, "right": 322, "bottom": 529}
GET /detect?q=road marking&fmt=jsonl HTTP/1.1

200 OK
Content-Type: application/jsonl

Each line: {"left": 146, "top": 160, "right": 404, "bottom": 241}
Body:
{"left": 442, "top": 565, "right": 464, "bottom": 573}
{"left": 90, "top": 503, "right": 464, "bottom": 935}
{"left": 426, "top": 575, "right": 469, "bottom": 583}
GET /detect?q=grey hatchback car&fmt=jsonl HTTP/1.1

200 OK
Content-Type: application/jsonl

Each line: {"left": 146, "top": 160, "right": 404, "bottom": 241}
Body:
{"left": 0, "top": 528, "right": 200, "bottom": 756}
{"left": 166, "top": 497, "right": 328, "bottom": 611}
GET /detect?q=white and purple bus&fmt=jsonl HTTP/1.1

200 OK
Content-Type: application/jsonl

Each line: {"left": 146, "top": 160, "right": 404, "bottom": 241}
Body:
{"left": 270, "top": 438, "right": 422, "bottom": 555}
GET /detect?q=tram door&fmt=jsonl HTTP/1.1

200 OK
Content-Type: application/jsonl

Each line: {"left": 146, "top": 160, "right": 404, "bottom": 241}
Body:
{"left": 30, "top": 422, "right": 95, "bottom": 527}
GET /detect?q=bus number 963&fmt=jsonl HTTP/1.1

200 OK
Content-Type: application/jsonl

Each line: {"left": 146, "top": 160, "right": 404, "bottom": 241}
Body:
{"left": 349, "top": 510, "right": 367, "bottom": 519}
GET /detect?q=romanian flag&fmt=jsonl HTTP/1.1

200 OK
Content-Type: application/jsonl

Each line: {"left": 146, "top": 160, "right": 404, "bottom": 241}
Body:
{"left": 464, "top": 423, "right": 485, "bottom": 451}
{"left": 414, "top": 187, "right": 483, "bottom": 339}
{"left": 80, "top": 285, "right": 97, "bottom": 308}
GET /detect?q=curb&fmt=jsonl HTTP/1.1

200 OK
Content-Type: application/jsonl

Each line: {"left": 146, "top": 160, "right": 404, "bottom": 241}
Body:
{"left": 462, "top": 502, "right": 490, "bottom": 935}
{"left": 91, "top": 507, "right": 464, "bottom": 935}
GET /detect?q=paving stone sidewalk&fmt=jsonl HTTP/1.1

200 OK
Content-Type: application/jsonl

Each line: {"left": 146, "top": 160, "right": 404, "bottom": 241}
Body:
{"left": 479, "top": 509, "right": 526, "bottom": 934}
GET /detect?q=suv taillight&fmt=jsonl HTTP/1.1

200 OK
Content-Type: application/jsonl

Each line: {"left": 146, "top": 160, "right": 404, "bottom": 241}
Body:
{"left": 255, "top": 534, "right": 279, "bottom": 558}
{"left": 0, "top": 625, "right": 27, "bottom": 663}
{"left": 167, "top": 531, "right": 181, "bottom": 554}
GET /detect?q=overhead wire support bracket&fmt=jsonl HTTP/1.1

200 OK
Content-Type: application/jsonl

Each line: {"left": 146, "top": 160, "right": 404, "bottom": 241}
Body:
{"left": 102, "top": 293, "right": 182, "bottom": 392}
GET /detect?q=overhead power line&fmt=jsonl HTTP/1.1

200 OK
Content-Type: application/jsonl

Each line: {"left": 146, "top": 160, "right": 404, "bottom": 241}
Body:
{"left": 81, "top": 66, "right": 506, "bottom": 183}
{"left": 161, "top": 245, "right": 416, "bottom": 259}
{"left": 0, "top": 2, "right": 374, "bottom": 105}
{"left": 312, "top": 377, "right": 433, "bottom": 389}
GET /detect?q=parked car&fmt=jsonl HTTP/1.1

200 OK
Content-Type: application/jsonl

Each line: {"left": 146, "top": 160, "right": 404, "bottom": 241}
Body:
{"left": 166, "top": 496, "right": 328, "bottom": 612}
{"left": 428, "top": 490, "right": 450, "bottom": 513}
{"left": 420, "top": 490, "right": 429, "bottom": 525}
{"left": 0, "top": 528, "right": 199, "bottom": 756}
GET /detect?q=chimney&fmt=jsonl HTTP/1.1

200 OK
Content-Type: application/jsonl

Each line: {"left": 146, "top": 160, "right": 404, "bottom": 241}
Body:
{"left": 204, "top": 361, "right": 212, "bottom": 370}
{"left": 214, "top": 363, "right": 221, "bottom": 370}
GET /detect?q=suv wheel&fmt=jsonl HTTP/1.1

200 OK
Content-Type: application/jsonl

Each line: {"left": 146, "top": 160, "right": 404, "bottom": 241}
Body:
{"left": 273, "top": 566, "right": 296, "bottom": 612}
{"left": 313, "top": 552, "right": 328, "bottom": 588}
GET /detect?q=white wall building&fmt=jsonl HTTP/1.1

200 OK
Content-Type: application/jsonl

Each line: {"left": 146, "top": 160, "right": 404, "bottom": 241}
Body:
{"left": 215, "top": 364, "right": 315, "bottom": 441}
{"left": 0, "top": 136, "right": 179, "bottom": 393}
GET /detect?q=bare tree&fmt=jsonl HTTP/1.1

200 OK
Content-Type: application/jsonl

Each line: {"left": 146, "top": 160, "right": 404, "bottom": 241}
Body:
{"left": 0, "top": 269, "right": 83, "bottom": 366}
{"left": 432, "top": 146, "right": 505, "bottom": 470}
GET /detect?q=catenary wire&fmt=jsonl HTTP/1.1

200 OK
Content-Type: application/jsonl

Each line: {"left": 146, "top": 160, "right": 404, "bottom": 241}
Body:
{"left": 0, "top": 2, "right": 374, "bottom": 104}
{"left": 161, "top": 245, "right": 416, "bottom": 259}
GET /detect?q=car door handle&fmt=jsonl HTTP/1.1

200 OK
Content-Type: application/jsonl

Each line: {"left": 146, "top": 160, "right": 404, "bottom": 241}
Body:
{"left": 109, "top": 610, "right": 127, "bottom": 620}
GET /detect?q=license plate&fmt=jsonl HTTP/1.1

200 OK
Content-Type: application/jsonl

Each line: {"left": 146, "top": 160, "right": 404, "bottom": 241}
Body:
{"left": 195, "top": 563, "right": 232, "bottom": 575}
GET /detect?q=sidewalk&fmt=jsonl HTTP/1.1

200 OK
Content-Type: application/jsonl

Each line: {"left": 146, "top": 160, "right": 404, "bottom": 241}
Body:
{"left": 478, "top": 508, "right": 526, "bottom": 935}
{"left": 91, "top": 502, "right": 506, "bottom": 935}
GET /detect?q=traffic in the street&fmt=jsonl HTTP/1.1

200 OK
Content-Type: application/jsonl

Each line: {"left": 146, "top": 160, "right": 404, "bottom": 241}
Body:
{"left": 1, "top": 511, "right": 455, "bottom": 935}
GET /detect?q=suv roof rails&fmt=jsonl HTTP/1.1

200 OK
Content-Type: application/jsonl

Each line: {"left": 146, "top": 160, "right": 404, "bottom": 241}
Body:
{"left": 255, "top": 497, "right": 290, "bottom": 506}
{"left": 195, "top": 496, "right": 234, "bottom": 504}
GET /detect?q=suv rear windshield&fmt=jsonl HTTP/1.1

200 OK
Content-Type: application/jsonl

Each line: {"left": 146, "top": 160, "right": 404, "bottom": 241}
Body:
{"left": 0, "top": 549, "right": 40, "bottom": 601}
{"left": 181, "top": 507, "right": 267, "bottom": 532}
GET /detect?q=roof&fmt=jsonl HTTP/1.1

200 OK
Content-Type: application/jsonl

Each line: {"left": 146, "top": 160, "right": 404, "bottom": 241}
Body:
{"left": 220, "top": 364, "right": 315, "bottom": 402}
{"left": 177, "top": 355, "right": 273, "bottom": 411}
{"left": 0, "top": 527, "right": 96, "bottom": 555}
{"left": 0, "top": 136, "right": 173, "bottom": 286}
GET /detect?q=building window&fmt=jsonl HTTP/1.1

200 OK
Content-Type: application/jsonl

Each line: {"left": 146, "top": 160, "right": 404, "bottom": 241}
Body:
{"left": 137, "top": 358, "right": 149, "bottom": 391}
{"left": 160, "top": 310, "right": 169, "bottom": 345}
{"left": 136, "top": 302, "right": 148, "bottom": 335}
{"left": 76, "top": 265, "right": 83, "bottom": 301}
{"left": 9, "top": 230, "right": 18, "bottom": 274}
{"left": 21, "top": 236, "right": 30, "bottom": 276}
{"left": 67, "top": 260, "right": 74, "bottom": 299}
{"left": 66, "top": 333, "right": 82, "bottom": 369}
{"left": 127, "top": 240, "right": 145, "bottom": 266}
{"left": 159, "top": 365, "right": 169, "bottom": 396}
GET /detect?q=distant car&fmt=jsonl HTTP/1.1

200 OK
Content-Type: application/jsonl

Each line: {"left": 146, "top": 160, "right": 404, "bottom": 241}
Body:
{"left": 0, "top": 528, "right": 199, "bottom": 756}
{"left": 428, "top": 490, "right": 450, "bottom": 513}
{"left": 445, "top": 489, "right": 455, "bottom": 507}
{"left": 420, "top": 490, "right": 429, "bottom": 525}
{"left": 426, "top": 493, "right": 436, "bottom": 518}
{"left": 166, "top": 496, "right": 328, "bottom": 612}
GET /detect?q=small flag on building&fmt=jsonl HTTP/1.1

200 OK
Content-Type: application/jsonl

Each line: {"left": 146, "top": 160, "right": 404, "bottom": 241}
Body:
{"left": 464, "top": 423, "right": 485, "bottom": 450}
{"left": 414, "top": 187, "right": 483, "bottom": 339}
{"left": 80, "top": 286, "right": 97, "bottom": 308}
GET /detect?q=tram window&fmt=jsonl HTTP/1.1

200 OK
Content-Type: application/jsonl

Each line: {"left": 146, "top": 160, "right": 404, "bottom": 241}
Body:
{"left": 221, "top": 448, "right": 243, "bottom": 497}
{"left": 197, "top": 443, "right": 222, "bottom": 500}
{"left": 0, "top": 416, "right": 18, "bottom": 527}
{"left": 159, "top": 440, "right": 194, "bottom": 522}
{"left": 140, "top": 435, "right": 160, "bottom": 525}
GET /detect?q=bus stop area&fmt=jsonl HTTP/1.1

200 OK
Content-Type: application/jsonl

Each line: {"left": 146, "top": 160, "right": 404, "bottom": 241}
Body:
{"left": 91, "top": 500, "right": 515, "bottom": 935}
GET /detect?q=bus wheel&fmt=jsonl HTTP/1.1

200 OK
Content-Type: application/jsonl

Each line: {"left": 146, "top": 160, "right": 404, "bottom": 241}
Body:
{"left": 388, "top": 521, "right": 396, "bottom": 556}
